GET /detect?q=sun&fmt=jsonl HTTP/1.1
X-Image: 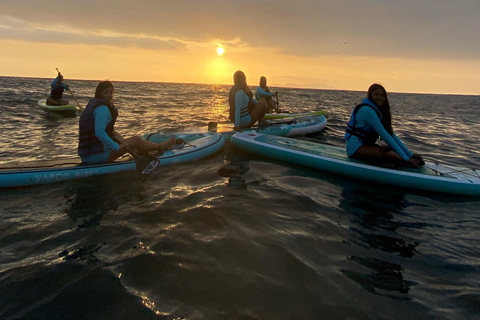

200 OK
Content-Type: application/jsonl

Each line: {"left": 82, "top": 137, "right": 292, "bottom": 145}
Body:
{"left": 216, "top": 47, "right": 225, "bottom": 55}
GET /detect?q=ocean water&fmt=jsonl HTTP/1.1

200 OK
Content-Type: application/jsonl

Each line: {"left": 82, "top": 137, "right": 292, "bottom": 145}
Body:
{"left": 0, "top": 76, "right": 479, "bottom": 320}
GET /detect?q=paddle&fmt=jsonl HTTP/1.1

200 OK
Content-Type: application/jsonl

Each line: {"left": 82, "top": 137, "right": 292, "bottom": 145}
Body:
{"left": 125, "top": 147, "right": 159, "bottom": 182}
{"left": 275, "top": 92, "right": 280, "bottom": 112}
{"left": 252, "top": 119, "right": 295, "bottom": 128}
{"left": 55, "top": 68, "right": 83, "bottom": 111}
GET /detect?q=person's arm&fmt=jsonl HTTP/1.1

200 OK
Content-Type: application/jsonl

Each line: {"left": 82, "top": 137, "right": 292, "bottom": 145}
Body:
{"left": 392, "top": 133, "right": 424, "bottom": 166}
{"left": 256, "top": 86, "right": 275, "bottom": 99}
{"left": 358, "top": 107, "right": 410, "bottom": 161}
{"left": 93, "top": 106, "right": 120, "bottom": 152}
{"left": 50, "top": 76, "right": 60, "bottom": 90}
{"left": 234, "top": 90, "right": 246, "bottom": 128}
{"left": 391, "top": 133, "right": 413, "bottom": 158}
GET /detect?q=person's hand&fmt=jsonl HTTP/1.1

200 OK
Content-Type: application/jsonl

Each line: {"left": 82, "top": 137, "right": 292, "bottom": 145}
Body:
{"left": 412, "top": 154, "right": 425, "bottom": 166}
{"left": 407, "top": 157, "right": 423, "bottom": 168}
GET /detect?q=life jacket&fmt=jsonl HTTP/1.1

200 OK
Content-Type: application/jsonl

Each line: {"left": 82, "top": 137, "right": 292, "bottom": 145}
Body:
{"left": 78, "top": 99, "right": 118, "bottom": 157}
{"left": 228, "top": 86, "right": 252, "bottom": 122}
{"left": 344, "top": 98, "right": 382, "bottom": 145}
{"left": 50, "top": 85, "right": 65, "bottom": 100}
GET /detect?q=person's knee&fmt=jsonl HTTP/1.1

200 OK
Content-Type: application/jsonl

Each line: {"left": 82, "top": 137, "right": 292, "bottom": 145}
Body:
{"left": 131, "top": 136, "right": 143, "bottom": 144}
{"left": 126, "top": 135, "right": 142, "bottom": 146}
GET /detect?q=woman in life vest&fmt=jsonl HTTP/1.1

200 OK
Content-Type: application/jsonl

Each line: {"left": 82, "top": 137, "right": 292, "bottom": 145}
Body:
{"left": 228, "top": 70, "right": 269, "bottom": 131}
{"left": 46, "top": 72, "right": 69, "bottom": 106}
{"left": 256, "top": 76, "right": 279, "bottom": 113}
{"left": 78, "top": 81, "right": 175, "bottom": 164}
{"left": 345, "top": 83, "right": 424, "bottom": 168}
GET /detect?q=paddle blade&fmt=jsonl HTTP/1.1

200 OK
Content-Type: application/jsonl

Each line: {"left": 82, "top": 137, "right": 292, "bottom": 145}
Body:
{"left": 136, "top": 156, "right": 160, "bottom": 181}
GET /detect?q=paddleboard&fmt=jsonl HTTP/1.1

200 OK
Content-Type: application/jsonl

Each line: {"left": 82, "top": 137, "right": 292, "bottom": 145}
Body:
{"left": 0, "top": 134, "right": 225, "bottom": 188}
{"left": 230, "top": 132, "right": 480, "bottom": 196}
{"left": 264, "top": 110, "right": 329, "bottom": 120}
{"left": 38, "top": 99, "right": 78, "bottom": 116}
{"left": 144, "top": 115, "right": 327, "bottom": 143}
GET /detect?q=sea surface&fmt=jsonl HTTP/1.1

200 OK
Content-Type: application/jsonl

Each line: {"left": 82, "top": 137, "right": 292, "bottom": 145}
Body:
{"left": 0, "top": 76, "right": 479, "bottom": 320}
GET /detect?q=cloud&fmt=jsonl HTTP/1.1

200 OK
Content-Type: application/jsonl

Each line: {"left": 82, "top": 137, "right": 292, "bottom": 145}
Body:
{"left": 1, "top": 0, "right": 480, "bottom": 60}
{"left": 0, "top": 15, "right": 189, "bottom": 50}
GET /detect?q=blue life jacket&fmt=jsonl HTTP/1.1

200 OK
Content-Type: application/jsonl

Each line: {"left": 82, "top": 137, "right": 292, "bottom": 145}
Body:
{"left": 78, "top": 99, "right": 118, "bottom": 157}
{"left": 50, "top": 85, "right": 65, "bottom": 100}
{"left": 344, "top": 98, "right": 382, "bottom": 145}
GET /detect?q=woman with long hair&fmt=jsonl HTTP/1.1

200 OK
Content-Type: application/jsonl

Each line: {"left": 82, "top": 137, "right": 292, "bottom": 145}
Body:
{"left": 228, "top": 70, "right": 269, "bottom": 131}
{"left": 345, "top": 83, "right": 424, "bottom": 168}
{"left": 78, "top": 81, "right": 175, "bottom": 164}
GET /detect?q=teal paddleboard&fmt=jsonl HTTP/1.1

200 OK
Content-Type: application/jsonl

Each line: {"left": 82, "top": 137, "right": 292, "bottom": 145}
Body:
{"left": 0, "top": 134, "right": 225, "bottom": 188}
{"left": 144, "top": 115, "right": 327, "bottom": 142}
{"left": 230, "top": 132, "right": 480, "bottom": 196}
{"left": 264, "top": 110, "right": 329, "bottom": 120}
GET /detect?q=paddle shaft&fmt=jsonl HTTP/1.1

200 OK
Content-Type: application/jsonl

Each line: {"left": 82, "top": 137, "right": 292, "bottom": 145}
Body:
{"left": 252, "top": 119, "right": 295, "bottom": 128}
{"left": 55, "top": 68, "right": 83, "bottom": 111}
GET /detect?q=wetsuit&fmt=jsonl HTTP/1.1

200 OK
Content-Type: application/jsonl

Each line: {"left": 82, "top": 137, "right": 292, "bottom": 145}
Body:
{"left": 345, "top": 98, "right": 413, "bottom": 161}
{"left": 256, "top": 86, "right": 275, "bottom": 101}
{"left": 234, "top": 90, "right": 252, "bottom": 128}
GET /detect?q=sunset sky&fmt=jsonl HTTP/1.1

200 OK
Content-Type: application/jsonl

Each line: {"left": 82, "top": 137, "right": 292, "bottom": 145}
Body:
{"left": 1, "top": 0, "right": 479, "bottom": 95}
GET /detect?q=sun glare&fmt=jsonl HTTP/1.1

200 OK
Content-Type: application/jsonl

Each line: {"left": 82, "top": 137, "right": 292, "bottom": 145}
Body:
{"left": 216, "top": 47, "right": 225, "bottom": 55}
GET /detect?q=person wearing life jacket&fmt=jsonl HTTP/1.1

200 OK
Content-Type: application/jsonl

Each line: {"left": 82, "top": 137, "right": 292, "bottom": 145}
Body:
{"left": 256, "top": 76, "right": 279, "bottom": 113}
{"left": 78, "top": 80, "right": 175, "bottom": 164}
{"left": 228, "top": 70, "right": 269, "bottom": 131}
{"left": 46, "top": 72, "right": 69, "bottom": 106}
{"left": 344, "top": 83, "right": 424, "bottom": 168}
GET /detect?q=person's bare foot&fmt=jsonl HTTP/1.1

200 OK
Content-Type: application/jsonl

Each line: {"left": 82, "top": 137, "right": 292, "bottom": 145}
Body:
{"left": 159, "top": 136, "right": 176, "bottom": 151}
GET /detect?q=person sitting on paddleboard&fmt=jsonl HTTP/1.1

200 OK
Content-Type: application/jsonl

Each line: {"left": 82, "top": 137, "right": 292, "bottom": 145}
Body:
{"left": 78, "top": 81, "right": 175, "bottom": 164}
{"left": 46, "top": 72, "right": 69, "bottom": 106}
{"left": 345, "top": 83, "right": 424, "bottom": 168}
{"left": 228, "top": 70, "right": 269, "bottom": 131}
{"left": 256, "top": 76, "right": 280, "bottom": 113}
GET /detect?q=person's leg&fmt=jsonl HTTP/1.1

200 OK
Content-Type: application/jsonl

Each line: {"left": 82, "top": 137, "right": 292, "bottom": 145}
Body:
{"left": 266, "top": 99, "right": 276, "bottom": 113}
{"left": 351, "top": 145, "right": 403, "bottom": 167}
{"left": 248, "top": 99, "right": 268, "bottom": 126}
{"left": 46, "top": 97, "right": 59, "bottom": 106}
{"left": 107, "top": 136, "right": 176, "bottom": 162}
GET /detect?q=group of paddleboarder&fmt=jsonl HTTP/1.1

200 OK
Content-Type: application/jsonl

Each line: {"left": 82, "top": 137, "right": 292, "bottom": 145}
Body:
{"left": 51, "top": 69, "right": 424, "bottom": 169}
{"left": 229, "top": 70, "right": 424, "bottom": 169}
